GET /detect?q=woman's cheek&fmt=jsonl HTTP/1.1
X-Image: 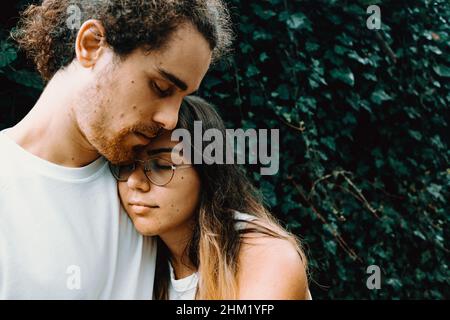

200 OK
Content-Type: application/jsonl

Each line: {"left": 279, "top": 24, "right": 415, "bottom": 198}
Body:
{"left": 118, "top": 182, "right": 128, "bottom": 204}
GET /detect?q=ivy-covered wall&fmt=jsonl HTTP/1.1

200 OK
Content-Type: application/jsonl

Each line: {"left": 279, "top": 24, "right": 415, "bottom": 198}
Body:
{"left": 0, "top": 0, "right": 448, "bottom": 299}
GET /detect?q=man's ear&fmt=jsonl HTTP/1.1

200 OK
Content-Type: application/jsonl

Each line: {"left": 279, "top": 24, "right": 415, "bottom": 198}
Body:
{"left": 75, "top": 19, "right": 106, "bottom": 68}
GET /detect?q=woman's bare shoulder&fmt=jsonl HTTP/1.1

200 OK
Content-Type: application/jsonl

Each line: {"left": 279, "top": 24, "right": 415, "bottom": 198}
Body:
{"left": 237, "top": 232, "right": 309, "bottom": 300}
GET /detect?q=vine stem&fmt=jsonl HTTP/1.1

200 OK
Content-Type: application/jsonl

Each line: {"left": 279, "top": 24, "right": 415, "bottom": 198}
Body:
{"left": 291, "top": 178, "right": 364, "bottom": 264}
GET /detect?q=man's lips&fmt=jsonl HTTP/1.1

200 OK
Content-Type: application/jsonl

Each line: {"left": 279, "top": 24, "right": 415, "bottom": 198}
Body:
{"left": 139, "top": 132, "right": 158, "bottom": 139}
{"left": 132, "top": 132, "right": 159, "bottom": 147}
{"left": 134, "top": 132, "right": 153, "bottom": 143}
{"left": 137, "top": 127, "right": 162, "bottom": 140}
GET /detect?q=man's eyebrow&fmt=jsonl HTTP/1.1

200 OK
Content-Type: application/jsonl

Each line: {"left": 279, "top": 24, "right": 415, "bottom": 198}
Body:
{"left": 147, "top": 147, "right": 174, "bottom": 156}
{"left": 157, "top": 68, "right": 189, "bottom": 92}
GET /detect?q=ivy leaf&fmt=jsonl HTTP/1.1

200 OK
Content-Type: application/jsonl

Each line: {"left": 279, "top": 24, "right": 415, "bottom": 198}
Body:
{"left": 325, "top": 240, "right": 337, "bottom": 254}
{"left": 426, "top": 184, "right": 444, "bottom": 201}
{"left": 259, "top": 52, "right": 269, "bottom": 62}
{"left": 260, "top": 180, "right": 277, "bottom": 208}
{"left": 433, "top": 65, "right": 450, "bottom": 78}
{"left": 320, "top": 136, "right": 337, "bottom": 151}
{"left": 245, "top": 64, "right": 260, "bottom": 77}
{"left": 251, "top": 4, "right": 277, "bottom": 21}
{"left": 371, "top": 89, "right": 393, "bottom": 105}
{"left": 408, "top": 130, "right": 423, "bottom": 141}
{"left": 0, "top": 41, "right": 17, "bottom": 69}
{"left": 275, "top": 84, "right": 291, "bottom": 100}
{"left": 305, "top": 41, "right": 320, "bottom": 52}
{"left": 413, "top": 230, "right": 427, "bottom": 241}
{"left": 204, "top": 76, "right": 222, "bottom": 89}
{"left": 287, "top": 13, "right": 312, "bottom": 31}
{"left": 334, "top": 45, "right": 348, "bottom": 56}
{"left": 348, "top": 51, "right": 370, "bottom": 65}
{"left": 330, "top": 68, "right": 355, "bottom": 86}
{"left": 6, "top": 69, "right": 44, "bottom": 90}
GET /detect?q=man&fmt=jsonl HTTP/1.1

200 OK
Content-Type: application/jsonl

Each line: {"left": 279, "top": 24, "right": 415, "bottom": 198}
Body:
{"left": 0, "top": 0, "right": 232, "bottom": 299}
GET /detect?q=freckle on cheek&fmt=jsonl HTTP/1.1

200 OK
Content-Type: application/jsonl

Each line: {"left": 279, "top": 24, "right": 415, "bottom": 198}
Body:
{"left": 120, "top": 113, "right": 124, "bottom": 119}
{"left": 133, "top": 105, "right": 137, "bottom": 110}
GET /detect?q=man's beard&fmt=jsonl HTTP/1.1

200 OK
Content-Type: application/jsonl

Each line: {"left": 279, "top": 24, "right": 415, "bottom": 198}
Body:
{"left": 95, "top": 127, "right": 136, "bottom": 164}
{"left": 90, "top": 122, "right": 161, "bottom": 164}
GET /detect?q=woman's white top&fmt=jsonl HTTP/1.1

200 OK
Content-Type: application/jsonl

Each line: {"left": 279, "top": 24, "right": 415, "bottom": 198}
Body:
{"left": 168, "top": 262, "right": 199, "bottom": 300}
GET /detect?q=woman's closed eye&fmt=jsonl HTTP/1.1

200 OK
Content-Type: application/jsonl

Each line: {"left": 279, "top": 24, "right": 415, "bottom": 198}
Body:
{"left": 153, "top": 162, "right": 172, "bottom": 170}
{"left": 145, "top": 159, "right": 174, "bottom": 171}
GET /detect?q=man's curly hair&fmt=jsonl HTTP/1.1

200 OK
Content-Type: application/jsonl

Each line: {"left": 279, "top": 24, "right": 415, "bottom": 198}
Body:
{"left": 12, "top": 0, "right": 233, "bottom": 81}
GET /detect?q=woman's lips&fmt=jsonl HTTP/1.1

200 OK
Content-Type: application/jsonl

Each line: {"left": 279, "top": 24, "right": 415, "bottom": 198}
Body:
{"left": 129, "top": 202, "right": 159, "bottom": 215}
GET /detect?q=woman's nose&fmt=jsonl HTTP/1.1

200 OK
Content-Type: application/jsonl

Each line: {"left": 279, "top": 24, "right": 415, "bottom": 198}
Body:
{"left": 127, "top": 167, "right": 151, "bottom": 192}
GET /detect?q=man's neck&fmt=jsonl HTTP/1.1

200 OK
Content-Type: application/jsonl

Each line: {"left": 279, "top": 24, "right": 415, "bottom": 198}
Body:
{"left": 6, "top": 71, "right": 100, "bottom": 168}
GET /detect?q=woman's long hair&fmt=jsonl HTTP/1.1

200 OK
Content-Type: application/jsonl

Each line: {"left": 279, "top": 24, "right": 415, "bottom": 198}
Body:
{"left": 153, "top": 96, "right": 307, "bottom": 300}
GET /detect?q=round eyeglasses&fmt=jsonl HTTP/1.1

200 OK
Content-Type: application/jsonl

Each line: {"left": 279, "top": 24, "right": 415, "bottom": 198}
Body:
{"left": 109, "top": 158, "right": 193, "bottom": 186}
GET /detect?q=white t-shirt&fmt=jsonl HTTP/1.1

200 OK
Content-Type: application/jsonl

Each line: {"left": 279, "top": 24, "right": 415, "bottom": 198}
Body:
{"left": 0, "top": 130, "right": 156, "bottom": 299}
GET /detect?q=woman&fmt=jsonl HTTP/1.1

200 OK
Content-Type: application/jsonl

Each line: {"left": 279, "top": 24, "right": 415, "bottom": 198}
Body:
{"left": 110, "top": 96, "right": 311, "bottom": 300}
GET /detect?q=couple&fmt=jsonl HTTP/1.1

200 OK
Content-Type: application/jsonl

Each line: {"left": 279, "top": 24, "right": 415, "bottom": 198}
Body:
{"left": 0, "top": 0, "right": 310, "bottom": 299}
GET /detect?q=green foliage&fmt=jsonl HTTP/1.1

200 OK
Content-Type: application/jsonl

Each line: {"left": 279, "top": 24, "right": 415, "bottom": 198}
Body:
{"left": 1, "top": 0, "right": 448, "bottom": 299}
{"left": 0, "top": 38, "right": 43, "bottom": 90}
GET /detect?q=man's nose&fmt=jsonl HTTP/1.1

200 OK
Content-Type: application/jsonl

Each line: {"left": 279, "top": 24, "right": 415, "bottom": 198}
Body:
{"left": 152, "top": 98, "right": 182, "bottom": 131}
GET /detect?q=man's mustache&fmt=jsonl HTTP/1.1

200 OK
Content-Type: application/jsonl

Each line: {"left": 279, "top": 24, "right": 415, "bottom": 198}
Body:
{"left": 131, "top": 123, "right": 162, "bottom": 139}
